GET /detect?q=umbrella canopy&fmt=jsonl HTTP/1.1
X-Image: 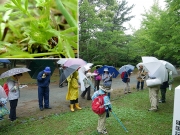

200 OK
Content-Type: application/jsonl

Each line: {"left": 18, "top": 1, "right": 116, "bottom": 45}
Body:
{"left": 0, "top": 68, "right": 31, "bottom": 79}
{"left": 28, "top": 59, "right": 55, "bottom": 79}
{"left": 119, "top": 64, "right": 135, "bottom": 74}
{"left": 59, "top": 64, "right": 80, "bottom": 86}
{"left": 160, "top": 60, "right": 178, "bottom": 75}
{"left": 63, "top": 58, "right": 86, "bottom": 67}
{"left": 142, "top": 57, "right": 168, "bottom": 83}
{"left": 57, "top": 58, "right": 68, "bottom": 65}
{"left": 0, "top": 59, "right": 11, "bottom": 64}
{"left": 98, "top": 65, "right": 119, "bottom": 78}
{"left": 136, "top": 62, "right": 148, "bottom": 71}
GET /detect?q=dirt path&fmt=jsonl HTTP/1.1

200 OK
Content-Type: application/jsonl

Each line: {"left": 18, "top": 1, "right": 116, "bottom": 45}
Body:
{"left": 5, "top": 71, "right": 180, "bottom": 120}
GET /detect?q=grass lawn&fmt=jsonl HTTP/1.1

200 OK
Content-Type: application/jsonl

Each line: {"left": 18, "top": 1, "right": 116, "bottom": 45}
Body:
{"left": 0, "top": 76, "right": 179, "bottom": 135}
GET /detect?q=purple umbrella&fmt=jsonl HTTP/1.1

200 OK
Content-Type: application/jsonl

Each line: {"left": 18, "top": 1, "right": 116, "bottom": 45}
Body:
{"left": 63, "top": 58, "right": 86, "bottom": 67}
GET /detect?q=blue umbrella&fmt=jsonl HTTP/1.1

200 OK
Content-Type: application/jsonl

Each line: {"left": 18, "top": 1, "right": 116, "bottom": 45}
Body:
{"left": 98, "top": 65, "right": 119, "bottom": 78}
{"left": 0, "top": 59, "right": 10, "bottom": 64}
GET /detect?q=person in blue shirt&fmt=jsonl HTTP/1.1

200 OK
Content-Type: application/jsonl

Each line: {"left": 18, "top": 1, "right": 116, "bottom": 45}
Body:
{"left": 92, "top": 85, "right": 113, "bottom": 134}
{"left": 37, "top": 67, "right": 51, "bottom": 111}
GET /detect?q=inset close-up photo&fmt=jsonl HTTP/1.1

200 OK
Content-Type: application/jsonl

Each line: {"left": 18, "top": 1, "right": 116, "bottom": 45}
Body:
{"left": 0, "top": 0, "right": 78, "bottom": 58}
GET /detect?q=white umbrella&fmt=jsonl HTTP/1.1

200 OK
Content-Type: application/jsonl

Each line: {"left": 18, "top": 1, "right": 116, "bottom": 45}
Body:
{"left": 57, "top": 58, "right": 68, "bottom": 65}
{"left": 136, "top": 62, "right": 148, "bottom": 71}
{"left": 142, "top": 57, "right": 168, "bottom": 83}
{"left": 160, "top": 60, "right": 178, "bottom": 75}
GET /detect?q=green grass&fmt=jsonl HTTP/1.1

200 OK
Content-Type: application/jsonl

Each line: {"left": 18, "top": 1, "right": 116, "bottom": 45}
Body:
{"left": 0, "top": 77, "right": 179, "bottom": 135}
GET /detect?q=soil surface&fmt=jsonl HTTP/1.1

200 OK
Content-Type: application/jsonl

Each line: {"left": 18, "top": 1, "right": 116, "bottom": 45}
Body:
{"left": 5, "top": 71, "right": 180, "bottom": 120}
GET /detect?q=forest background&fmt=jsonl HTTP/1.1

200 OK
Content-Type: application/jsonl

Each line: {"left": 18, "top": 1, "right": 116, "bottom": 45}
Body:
{"left": 79, "top": 0, "right": 180, "bottom": 67}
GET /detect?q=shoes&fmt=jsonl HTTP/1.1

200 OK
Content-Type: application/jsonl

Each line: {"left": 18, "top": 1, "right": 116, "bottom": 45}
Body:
{"left": 87, "top": 97, "right": 91, "bottom": 100}
{"left": 159, "top": 100, "right": 166, "bottom": 103}
{"left": 40, "top": 108, "right": 44, "bottom": 111}
{"left": 124, "top": 92, "right": 127, "bottom": 94}
{"left": 128, "top": 91, "right": 131, "bottom": 93}
{"left": 98, "top": 130, "right": 108, "bottom": 134}
{"left": 44, "top": 107, "right": 52, "bottom": 109}
{"left": 148, "top": 108, "right": 157, "bottom": 112}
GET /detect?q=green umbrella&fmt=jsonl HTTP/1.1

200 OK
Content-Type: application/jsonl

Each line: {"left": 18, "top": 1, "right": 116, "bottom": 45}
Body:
{"left": 28, "top": 59, "right": 56, "bottom": 79}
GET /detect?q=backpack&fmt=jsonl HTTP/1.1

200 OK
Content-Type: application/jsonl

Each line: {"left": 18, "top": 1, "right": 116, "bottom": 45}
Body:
{"left": 121, "top": 71, "right": 126, "bottom": 79}
{"left": 3, "top": 83, "right": 9, "bottom": 96}
{"left": 92, "top": 94, "right": 106, "bottom": 114}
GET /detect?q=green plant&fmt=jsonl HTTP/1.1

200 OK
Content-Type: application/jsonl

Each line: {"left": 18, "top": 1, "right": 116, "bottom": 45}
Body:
{"left": 0, "top": 0, "right": 77, "bottom": 58}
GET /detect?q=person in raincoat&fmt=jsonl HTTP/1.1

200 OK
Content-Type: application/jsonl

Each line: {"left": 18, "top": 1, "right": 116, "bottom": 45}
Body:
{"left": 66, "top": 70, "right": 82, "bottom": 112}
{"left": 37, "top": 67, "right": 52, "bottom": 111}
{"left": 122, "top": 69, "right": 132, "bottom": 94}
{"left": 92, "top": 85, "right": 113, "bottom": 134}
{"left": 7, "top": 73, "right": 23, "bottom": 121}
{"left": 81, "top": 67, "right": 93, "bottom": 100}
{"left": 102, "top": 68, "right": 113, "bottom": 99}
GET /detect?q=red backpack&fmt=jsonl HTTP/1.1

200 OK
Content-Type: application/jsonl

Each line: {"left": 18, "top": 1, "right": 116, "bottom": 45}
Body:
{"left": 3, "top": 83, "right": 9, "bottom": 96}
{"left": 121, "top": 71, "right": 126, "bottom": 79}
{"left": 92, "top": 94, "right": 106, "bottom": 114}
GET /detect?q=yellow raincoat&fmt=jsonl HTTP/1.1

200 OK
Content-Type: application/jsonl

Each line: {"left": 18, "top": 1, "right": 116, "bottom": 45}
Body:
{"left": 66, "top": 71, "right": 79, "bottom": 100}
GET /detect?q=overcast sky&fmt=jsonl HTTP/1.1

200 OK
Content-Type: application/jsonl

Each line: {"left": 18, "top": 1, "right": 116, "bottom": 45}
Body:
{"left": 124, "top": 0, "right": 166, "bottom": 34}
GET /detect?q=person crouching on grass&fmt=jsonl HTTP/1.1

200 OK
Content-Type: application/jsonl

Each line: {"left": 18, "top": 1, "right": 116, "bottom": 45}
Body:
{"left": 92, "top": 85, "right": 113, "bottom": 134}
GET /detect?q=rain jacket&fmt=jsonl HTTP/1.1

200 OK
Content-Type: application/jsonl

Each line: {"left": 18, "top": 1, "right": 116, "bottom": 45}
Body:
{"left": 37, "top": 71, "right": 50, "bottom": 87}
{"left": 66, "top": 71, "right": 79, "bottom": 100}
{"left": 92, "top": 89, "right": 112, "bottom": 110}
{"left": 122, "top": 69, "right": 132, "bottom": 83}
{"left": 102, "top": 73, "right": 112, "bottom": 87}
{"left": 7, "top": 77, "right": 20, "bottom": 100}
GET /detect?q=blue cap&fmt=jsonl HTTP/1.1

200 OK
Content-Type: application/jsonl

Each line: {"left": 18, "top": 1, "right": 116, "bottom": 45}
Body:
{"left": 44, "top": 67, "right": 51, "bottom": 73}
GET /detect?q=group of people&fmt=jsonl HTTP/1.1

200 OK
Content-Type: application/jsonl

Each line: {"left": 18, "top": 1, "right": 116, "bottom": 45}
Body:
{"left": 0, "top": 63, "right": 174, "bottom": 134}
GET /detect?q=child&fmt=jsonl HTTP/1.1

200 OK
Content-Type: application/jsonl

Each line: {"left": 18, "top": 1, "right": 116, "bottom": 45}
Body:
{"left": 0, "top": 85, "right": 9, "bottom": 120}
{"left": 92, "top": 85, "right": 113, "bottom": 134}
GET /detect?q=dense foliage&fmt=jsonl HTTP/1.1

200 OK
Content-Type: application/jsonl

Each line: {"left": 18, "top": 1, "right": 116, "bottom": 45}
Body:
{"left": 79, "top": 0, "right": 180, "bottom": 67}
{"left": 0, "top": 0, "right": 78, "bottom": 58}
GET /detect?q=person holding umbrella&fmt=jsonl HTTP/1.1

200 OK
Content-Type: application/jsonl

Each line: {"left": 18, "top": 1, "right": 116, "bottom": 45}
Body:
{"left": 7, "top": 73, "right": 23, "bottom": 121}
{"left": 102, "top": 68, "right": 113, "bottom": 99}
{"left": 37, "top": 67, "right": 52, "bottom": 111}
{"left": 122, "top": 69, "right": 132, "bottom": 94}
{"left": 66, "top": 69, "right": 82, "bottom": 112}
{"left": 93, "top": 66, "right": 101, "bottom": 91}
{"left": 136, "top": 65, "right": 147, "bottom": 90}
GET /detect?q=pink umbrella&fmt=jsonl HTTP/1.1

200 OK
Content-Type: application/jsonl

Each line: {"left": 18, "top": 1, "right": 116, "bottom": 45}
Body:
{"left": 63, "top": 58, "right": 86, "bottom": 67}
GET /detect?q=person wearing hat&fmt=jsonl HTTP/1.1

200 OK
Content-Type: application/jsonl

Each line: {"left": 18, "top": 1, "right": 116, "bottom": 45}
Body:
{"left": 136, "top": 65, "right": 147, "bottom": 90}
{"left": 81, "top": 67, "right": 93, "bottom": 100}
{"left": 102, "top": 68, "right": 113, "bottom": 99}
{"left": 37, "top": 67, "right": 52, "bottom": 111}
{"left": 92, "top": 85, "right": 113, "bottom": 134}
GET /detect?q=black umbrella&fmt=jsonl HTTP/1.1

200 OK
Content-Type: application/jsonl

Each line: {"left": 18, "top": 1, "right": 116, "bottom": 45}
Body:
{"left": 28, "top": 59, "right": 56, "bottom": 79}
{"left": 59, "top": 64, "right": 80, "bottom": 86}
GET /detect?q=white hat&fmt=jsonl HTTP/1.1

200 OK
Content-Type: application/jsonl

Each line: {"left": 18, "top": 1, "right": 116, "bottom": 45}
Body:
{"left": 84, "top": 65, "right": 91, "bottom": 71}
{"left": 104, "top": 68, "right": 108, "bottom": 72}
{"left": 99, "top": 85, "right": 113, "bottom": 93}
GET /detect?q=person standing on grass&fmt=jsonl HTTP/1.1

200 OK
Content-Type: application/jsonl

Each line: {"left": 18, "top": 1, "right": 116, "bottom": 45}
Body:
{"left": 94, "top": 66, "right": 101, "bottom": 91}
{"left": 92, "top": 85, "right": 113, "bottom": 134}
{"left": 122, "top": 69, "right": 132, "bottom": 94}
{"left": 7, "top": 73, "right": 23, "bottom": 121}
{"left": 102, "top": 68, "right": 113, "bottom": 99}
{"left": 159, "top": 69, "right": 169, "bottom": 103}
{"left": 136, "top": 65, "right": 147, "bottom": 90}
{"left": 81, "top": 67, "right": 93, "bottom": 100}
{"left": 66, "top": 70, "right": 82, "bottom": 112}
{"left": 37, "top": 67, "right": 52, "bottom": 111}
